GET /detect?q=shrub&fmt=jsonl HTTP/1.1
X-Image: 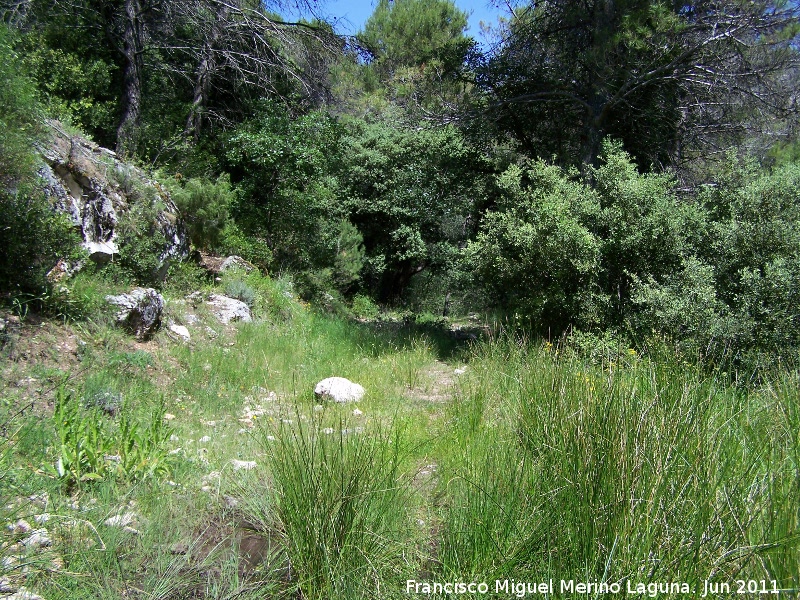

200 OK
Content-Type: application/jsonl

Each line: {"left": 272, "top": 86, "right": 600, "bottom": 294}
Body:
{"left": 351, "top": 294, "right": 380, "bottom": 320}
{"left": 169, "top": 174, "right": 234, "bottom": 251}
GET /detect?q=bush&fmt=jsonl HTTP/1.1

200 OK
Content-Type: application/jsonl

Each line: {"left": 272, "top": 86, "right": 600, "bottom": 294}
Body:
{"left": 351, "top": 294, "right": 380, "bottom": 320}
{"left": 466, "top": 159, "right": 602, "bottom": 332}
{"left": 168, "top": 174, "right": 234, "bottom": 251}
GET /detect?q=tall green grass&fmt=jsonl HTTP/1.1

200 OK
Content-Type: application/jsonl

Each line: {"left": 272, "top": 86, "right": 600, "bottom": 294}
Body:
{"left": 246, "top": 415, "right": 415, "bottom": 599}
{"left": 435, "top": 339, "right": 800, "bottom": 590}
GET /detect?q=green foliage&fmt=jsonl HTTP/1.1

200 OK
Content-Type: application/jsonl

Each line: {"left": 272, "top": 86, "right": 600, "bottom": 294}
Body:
{"left": 342, "top": 119, "right": 488, "bottom": 301}
{"left": 468, "top": 141, "right": 707, "bottom": 333}
{"left": 0, "top": 24, "right": 82, "bottom": 295}
{"left": 47, "top": 388, "right": 174, "bottom": 489}
{"left": 331, "top": 220, "right": 366, "bottom": 291}
{"left": 0, "top": 25, "right": 43, "bottom": 182}
{"left": 467, "top": 159, "right": 601, "bottom": 331}
{"left": 361, "top": 0, "right": 469, "bottom": 71}
{"left": 21, "top": 36, "right": 118, "bottom": 142}
{"left": 0, "top": 189, "right": 82, "bottom": 295}
{"left": 633, "top": 157, "right": 800, "bottom": 373}
{"left": 351, "top": 294, "right": 380, "bottom": 320}
{"left": 358, "top": 0, "right": 473, "bottom": 111}
{"left": 218, "top": 221, "right": 273, "bottom": 272}
{"left": 114, "top": 190, "right": 169, "bottom": 285}
{"left": 168, "top": 174, "right": 233, "bottom": 251}
{"left": 224, "top": 101, "right": 346, "bottom": 268}
{"left": 223, "top": 277, "right": 257, "bottom": 308}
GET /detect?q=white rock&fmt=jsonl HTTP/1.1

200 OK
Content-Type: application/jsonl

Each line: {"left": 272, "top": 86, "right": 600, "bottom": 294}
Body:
{"left": 169, "top": 323, "right": 190, "bottom": 341}
{"left": 220, "top": 255, "right": 254, "bottom": 273}
{"left": 105, "top": 512, "right": 137, "bottom": 528}
{"left": 4, "top": 587, "right": 46, "bottom": 600}
{"left": 314, "top": 377, "right": 365, "bottom": 403}
{"left": 322, "top": 428, "right": 335, "bottom": 435}
{"left": 206, "top": 294, "right": 252, "bottom": 324}
{"left": 0, "top": 577, "right": 14, "bottom": 593}
{"left": 454, "top": 367, "right": 467, "bottom": 375}
{"left": 7, "top": 519, "right": 32, "bottom": 534}
{"left": 163, "top": 413, "right": 176, "bottom": 421}
{"left": 230, "top": 460, "right": 257, "bottom": 471}
{"left": 22, "top": 529, "right": 51, "bottom": 549}
{"left": 352, "top": 408, "right": 363, "bottom": 416}
{"left": 199, "top": 436, "right": 211, "bottom": 443}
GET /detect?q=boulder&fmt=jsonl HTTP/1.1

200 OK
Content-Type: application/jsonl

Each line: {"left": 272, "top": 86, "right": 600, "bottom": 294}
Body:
{"left": 105, "top": 288, "right": 164, "bottom": 340}
{"left": 314, "top": 377, "right": 365, "bottom": 403}
{"left": 206, "top": 294, "right": 252, "bottom": 324}
{"left": 220, "top": 255, "right": 255, "bottom": 273}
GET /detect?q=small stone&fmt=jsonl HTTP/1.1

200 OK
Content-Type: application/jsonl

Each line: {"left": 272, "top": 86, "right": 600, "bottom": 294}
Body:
{"left": 33, "top": 514, "right": 50, "bottom": 525}
{"left": 454, "top": 367, "right": 467, "bottom": 375}
{"left": 5, "top": 587, "right": 46, "bottom": 600}
{"left": 170, "top": 541, "right": 189, "bottom": 555}
{"left": 169, "top": 434, "right": 180, "bottom": 442}
{"left": 266, "top": 435, "right": 276, "bottom": 441}
{"left": 0, "top": 576, "right": 15, "bottom": 593}
{"left": 8, "top": 519, "right": 32, "bottom": 534}
{"left": 163, "top": 413, "right": 176, "bottom": 421}
{"left": 199, "top": 436, "right": 211, "bottom": 443}
{"left": 314, "top": 377, "right": 365, "bottom": 403}
{"left": 22, "top": 529, "right": 51, "bottom": 549}
{"left": 230, "top": 459, "right": 257, "bottom": 471}
{"left": 352, "top": 408, "right": 363, "bottom": 417}
{"left": 105, "top": 512, "right": 137, "bottom": 528}
{"left": 223, "top": 495, "right": 239, "bottom": 509}
{"left": 168, "top": 448, "right": 182, "bottom": 455}
{"left": 322, "top": 428, "right": 335, "bottom": 435}
{"left": 122, "top": 526, "right": 140, "bottom": 535}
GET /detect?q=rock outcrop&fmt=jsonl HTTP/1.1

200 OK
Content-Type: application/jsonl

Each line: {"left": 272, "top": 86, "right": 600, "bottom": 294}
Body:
{"left": 38, "top": 120, "right": 188, "bottom": 272}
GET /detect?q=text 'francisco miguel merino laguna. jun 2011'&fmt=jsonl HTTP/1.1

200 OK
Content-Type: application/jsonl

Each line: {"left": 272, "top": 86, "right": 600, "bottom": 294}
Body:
{"left": 405, "top": 578, "right": 782, "bottom": 597}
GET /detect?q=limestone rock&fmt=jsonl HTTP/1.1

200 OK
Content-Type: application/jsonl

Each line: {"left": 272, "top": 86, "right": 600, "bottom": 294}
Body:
{"left": 169, "top": 323, "right": 191, "bottom": 342}
{"left": 220, "top": 255, "right": 255, "bottom": 273}
{"left": 314, "top": 377, "right": 365, "bottom": 403}
{"left": 206, "top": 294, "right": 252, "bottom": 324}
{"left": 4, "top": 588, "right": 46, "bottom": 600}
{"left": 21, "top": 529, "right": 51, "bottom": 549}
{"left": 105, "top": 288, "right": 164, "bottom": 340}
{"left": 38, "top": 120, "right": 188, "bottom": 273}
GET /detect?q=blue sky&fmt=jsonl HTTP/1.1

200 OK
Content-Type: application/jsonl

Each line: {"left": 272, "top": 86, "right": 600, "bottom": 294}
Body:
{"left": 296, "top": 0, "right": 509, "bottom": 44}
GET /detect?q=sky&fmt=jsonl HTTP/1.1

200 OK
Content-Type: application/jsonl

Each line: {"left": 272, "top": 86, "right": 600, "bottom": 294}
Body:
{"left": 295, "top": 0, "right": 509, "bottom": 45}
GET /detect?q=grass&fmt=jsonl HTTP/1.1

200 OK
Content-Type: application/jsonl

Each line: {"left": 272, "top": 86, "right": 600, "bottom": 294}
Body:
{"left": 1, "top": 271, "right": 798, "bottom": 598}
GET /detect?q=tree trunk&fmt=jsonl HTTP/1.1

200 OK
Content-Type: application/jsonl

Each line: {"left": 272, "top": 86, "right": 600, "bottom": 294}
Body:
{"left": 116, "top": 0, "right": 144, "bottom": 157}
{"left": 185, "top": 1, "right": 231, "bottom": 140}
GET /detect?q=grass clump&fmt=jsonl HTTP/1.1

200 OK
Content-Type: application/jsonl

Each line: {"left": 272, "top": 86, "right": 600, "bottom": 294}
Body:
{"left": 252, "top": 415, "right": 414, "bottom": 599}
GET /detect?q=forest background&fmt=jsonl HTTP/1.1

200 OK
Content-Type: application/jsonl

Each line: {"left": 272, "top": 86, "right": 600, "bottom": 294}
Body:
{"left": 2, "top": 0, "right": 800, "bottom": 378}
